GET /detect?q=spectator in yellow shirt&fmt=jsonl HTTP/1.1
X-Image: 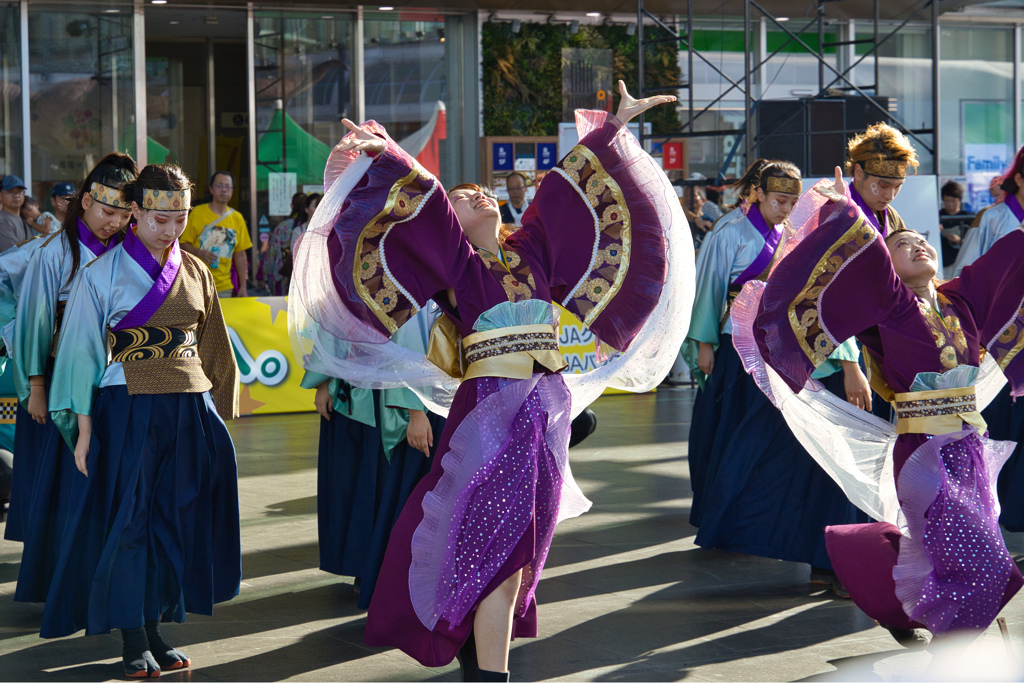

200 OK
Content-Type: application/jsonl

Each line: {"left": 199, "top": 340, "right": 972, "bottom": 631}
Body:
{"left": 180, "top": 171, "right": 252, "bottom": 297}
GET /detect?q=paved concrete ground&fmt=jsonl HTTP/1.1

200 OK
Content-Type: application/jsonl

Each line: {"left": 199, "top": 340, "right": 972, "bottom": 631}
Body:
{"left": 2, "top": 387, "right": 1024, "bottom": 682}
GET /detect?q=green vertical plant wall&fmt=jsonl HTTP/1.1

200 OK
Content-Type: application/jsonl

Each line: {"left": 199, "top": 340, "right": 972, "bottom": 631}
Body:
{"left": 482, "top": 22, "right": 682, "bottom": 136}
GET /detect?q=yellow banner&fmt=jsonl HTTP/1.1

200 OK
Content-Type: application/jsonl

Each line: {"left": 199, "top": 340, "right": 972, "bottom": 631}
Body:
{"left": 221, "top": 296, "right": 313, "bottom": 416}
{"left": 222, "top": 297, "right": 639, "bottom": 415}
{"left": 556, "top": 305, "right": 633, "bottom": 395}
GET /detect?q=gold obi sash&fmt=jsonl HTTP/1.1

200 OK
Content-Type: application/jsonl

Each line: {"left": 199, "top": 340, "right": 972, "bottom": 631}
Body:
{"left": 107, "top": 325, "right": 199, "bottom": 363}
{"left": 893, "top": 386, "right": 987, "bottom": 436}
{"left": 426, "top": 318, "right": 566, "bottom": 381}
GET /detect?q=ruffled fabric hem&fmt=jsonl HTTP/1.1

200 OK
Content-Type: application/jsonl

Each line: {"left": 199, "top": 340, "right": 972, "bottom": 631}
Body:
{"left": 892, "top": 428, "right": 1017, "bottom": 634}
{"left": 409, "top": 373, "right": 590, "bottom": 630}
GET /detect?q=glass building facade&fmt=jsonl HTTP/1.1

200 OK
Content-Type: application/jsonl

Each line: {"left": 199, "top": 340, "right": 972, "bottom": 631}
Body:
{"left": 2, "top": 2, "right": 1024, "bottom": 231}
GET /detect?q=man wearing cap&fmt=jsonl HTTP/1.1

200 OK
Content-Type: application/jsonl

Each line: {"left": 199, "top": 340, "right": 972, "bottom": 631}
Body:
{"left": 843, "top": 122, "right": 918, "bottom": 236}
{"left": 37, "top": 182, "right": 75, "bottom": 234}
{"left": 0, "top": 176, "right": 34, "bottom": 252}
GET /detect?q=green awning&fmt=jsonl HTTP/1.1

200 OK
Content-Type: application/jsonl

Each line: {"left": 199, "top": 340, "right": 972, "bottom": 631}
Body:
{"left": 256, "top": 109, "right": 331, "bottom": 190}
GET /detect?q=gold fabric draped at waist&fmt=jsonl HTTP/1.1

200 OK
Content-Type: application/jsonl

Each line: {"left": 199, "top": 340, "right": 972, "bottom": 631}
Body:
{"left": 893, "top": 385, "right": 987, "bottom": 436}
{"left": 425, "top": 319, "right": 566, "bottom": 381}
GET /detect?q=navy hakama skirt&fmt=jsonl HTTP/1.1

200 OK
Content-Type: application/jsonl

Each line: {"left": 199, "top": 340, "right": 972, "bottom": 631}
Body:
{"left": 39, "top": 386, "right": 241, "bottom": 638}
{"left": 688, "top": 335, "right": 867, "bottom": 568}
{"left": 988, "top": 385, "right": 1024, "bottom": 530}
{"left": 317, "top": 392, "right": 443, "bottom": 609}
{"left": 13, "top": 420, "right": 84, "bottom": 603}
{"left": 5, "top": 390, "right": 63, "bottom": 543}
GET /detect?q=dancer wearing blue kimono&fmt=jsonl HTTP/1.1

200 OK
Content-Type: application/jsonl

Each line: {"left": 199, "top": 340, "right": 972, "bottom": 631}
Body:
{"left": 46, "top": 164, "right": 241, "bottom": 678}
{"left": 5, "top": 154, "right": 136, "bottom": 610}
{"left": 683, "top": 159, "right": 867, "bottom": 592}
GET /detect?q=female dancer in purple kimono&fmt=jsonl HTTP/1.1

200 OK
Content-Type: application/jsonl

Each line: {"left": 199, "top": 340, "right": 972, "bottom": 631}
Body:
{"left": 288, "top": 83, "right": 691, "bottom": 680}
{"left": 733, "top": 167, "right": 1024, "bottom": 644}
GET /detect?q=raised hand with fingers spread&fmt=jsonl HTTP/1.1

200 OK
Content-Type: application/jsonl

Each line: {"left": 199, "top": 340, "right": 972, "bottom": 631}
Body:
{"left": 614, "top": 80, "right": 677, "bottom": 124}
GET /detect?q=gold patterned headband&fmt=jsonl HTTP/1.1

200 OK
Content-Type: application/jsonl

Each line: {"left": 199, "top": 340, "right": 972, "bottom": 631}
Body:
{"left": 141, "top": 188, "right": 191, "bottom": 211}
{"left": 862, "top": 159, "right": 909, "bottom": 179}
{"left": 764, "top": 176, "right": 802, "bottom": 195}
{"left": 89, "top": 182, "right": 128, "bottom": 208}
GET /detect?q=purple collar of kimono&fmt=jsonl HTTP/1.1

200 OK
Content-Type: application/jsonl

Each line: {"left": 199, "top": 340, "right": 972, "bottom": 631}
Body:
{"left": 77, "top": 218, "right": 121, "bottom": 257}
{"left": 1004, "top": 193, "right": 1024, "bottom": 223}
{"left": 732, "top": 204, "right": 783, "bottom": 288}
{"left": 849, "top": 185, "right": 887, "bottom": 236}
{"left": 112, "top": 227, "right": 181, "bottom": 331}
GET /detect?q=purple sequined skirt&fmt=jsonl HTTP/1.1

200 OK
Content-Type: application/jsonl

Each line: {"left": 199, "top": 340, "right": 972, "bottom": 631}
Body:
{"left": 826, "top": 428, "right": 1023, "bottom": 635}
{"left": 364, "top": 373, "right": 590, "bottom": 667}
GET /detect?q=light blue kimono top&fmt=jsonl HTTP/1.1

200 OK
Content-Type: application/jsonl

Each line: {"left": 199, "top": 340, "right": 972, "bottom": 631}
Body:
{"left": 952, "top": 200, "right": 1024, "bottom": 277}
{"left": 0, "top": 237, "right": 44, "bottom": 357}
{"left": 12, "top": 229, "right": 116, "bottom": 403}
{"left": 683, "top": 207, "right": 857, "bottom": 388}
{"left": 48, "top": 239, "right": 177, "bottom": 440}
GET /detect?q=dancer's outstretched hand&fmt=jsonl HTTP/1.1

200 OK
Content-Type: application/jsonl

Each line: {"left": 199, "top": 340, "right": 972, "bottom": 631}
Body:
{"left": 614, "top": 80, "right": 677, "bottom": 124}
{"left": 831, "top": 166, "right": 848, "bottom": 197}
{"left": 335, "top": 119, "right": 386, "bottom": 156}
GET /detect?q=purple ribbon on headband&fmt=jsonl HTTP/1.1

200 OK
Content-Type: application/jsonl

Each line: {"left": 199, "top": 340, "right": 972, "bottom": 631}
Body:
{"left": 850, "top": 185, "right": 888, "bottom": 237}
{"left": 112, "top": 228, "right": 181, "bottom": 331}
{"left": 732, "top": 204, "right": 783, "bottom": 288}
{"left": 77, "top": 218, "right": 121, "bottom": 257}
{"left": 1004, "top": 192, "right": 1024, "bottom": 223}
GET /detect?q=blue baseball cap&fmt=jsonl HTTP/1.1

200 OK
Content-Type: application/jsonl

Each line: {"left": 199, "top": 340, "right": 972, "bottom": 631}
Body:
{"left": 50, "top": 182, "right": 75, "bottom": 198}
{"left": 0, "top": 176, "right": 26, "bottom": 192}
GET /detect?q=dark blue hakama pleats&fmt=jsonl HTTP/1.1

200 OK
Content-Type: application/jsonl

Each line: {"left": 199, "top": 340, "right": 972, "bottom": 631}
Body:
{"left": 39, "top": 386, "right": 240, "bottom": 638}
{"left": 317, "top": 392, "right": 443, "bottom": 609}
{"left": 687, "top": 335, "right": 867, "bottom": 568}
{"left": 988, "top": 385, "right": 1024, "bottom": 530}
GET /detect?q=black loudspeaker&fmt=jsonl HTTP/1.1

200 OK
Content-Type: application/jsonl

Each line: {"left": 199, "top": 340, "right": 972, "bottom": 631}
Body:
{"left": 757, "top": 100, "right": 806, "bottom": 169}
{"left": 756, "top": 96, "right": 892, "bottom": 175}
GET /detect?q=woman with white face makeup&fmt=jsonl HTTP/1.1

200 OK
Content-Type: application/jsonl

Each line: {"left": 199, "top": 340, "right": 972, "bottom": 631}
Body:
{"left": 5, "top": 153, "right": 136, "bottom": 603}
{"left": 42, "top": 164, "right": 241, "bottom": 678}
{"left": 682, "top": 158, "right": 867, "bottom": 596}
{"left": 290, "top": 82, "right": 691, "bottom": 681}
{"left": 734, "top": 166, "right": 1024, "bottom": 645}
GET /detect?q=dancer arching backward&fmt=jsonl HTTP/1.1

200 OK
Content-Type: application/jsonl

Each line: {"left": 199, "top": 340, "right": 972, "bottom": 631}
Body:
{"left": 304, "top": 305, "right": 445, "bottom": 609}
{"left": 952, "top": 146, "right": 1024, "bottom": 531}
{"left": 738, "top": 167, "right": 1024, "bottom": 641}
{"left": 289, "top": 82, "right": 692, "bottom": 680}
{"left": 683, "top": 159, "right": 867, "bottom": 591}
{"left": 5, "top": 155, "right": 136, "bottom": 596}
{"left": 45, "top": 164, "right": 241, "bottom": 678}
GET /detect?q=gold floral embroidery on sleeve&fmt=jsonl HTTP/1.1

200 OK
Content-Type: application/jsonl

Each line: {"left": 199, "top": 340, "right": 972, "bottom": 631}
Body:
{"left": 988, "top": 296, "right": 1024, "bottom": 373}
{"left": 553, "top": 145, "right": 631, "bottom": 326}
{"left": 788, "top": 217, "right": 875, "bottom": 366}
{"left": 352, "top": 168, "right": 436, "bottom": 333}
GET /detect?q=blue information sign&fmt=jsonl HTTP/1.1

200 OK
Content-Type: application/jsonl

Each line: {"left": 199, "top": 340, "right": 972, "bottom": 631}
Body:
{"left": 493, "top": 143, "right": 514, "bottom": 171}
{"left": 537, "top": 143, "right": 558, "bottom": 170}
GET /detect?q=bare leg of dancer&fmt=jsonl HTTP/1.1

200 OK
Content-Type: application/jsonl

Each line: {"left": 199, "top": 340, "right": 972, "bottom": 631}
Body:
{"left": 473, "top": 569, "right": 523, "bottom": 676}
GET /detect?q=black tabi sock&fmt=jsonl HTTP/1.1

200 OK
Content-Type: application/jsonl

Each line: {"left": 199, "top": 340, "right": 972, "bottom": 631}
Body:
{"left": 478, "top": 669, "right": 510, "bottom": 682}
{"left": 120, "top": 626, "right": 159, "bottom": 678}
{"left": 144, "top": 620, "right": 190, "bottom": 669}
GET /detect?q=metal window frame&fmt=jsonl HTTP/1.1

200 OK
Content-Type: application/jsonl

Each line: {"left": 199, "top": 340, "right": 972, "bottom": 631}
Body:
{"left": 635, "top": 0, "right": 945, "bottom": 175}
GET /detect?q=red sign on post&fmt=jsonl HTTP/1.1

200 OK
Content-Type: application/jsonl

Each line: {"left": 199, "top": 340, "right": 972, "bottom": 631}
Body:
{"left": 663, "top": 142, "right": 683, "bottom": 170}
